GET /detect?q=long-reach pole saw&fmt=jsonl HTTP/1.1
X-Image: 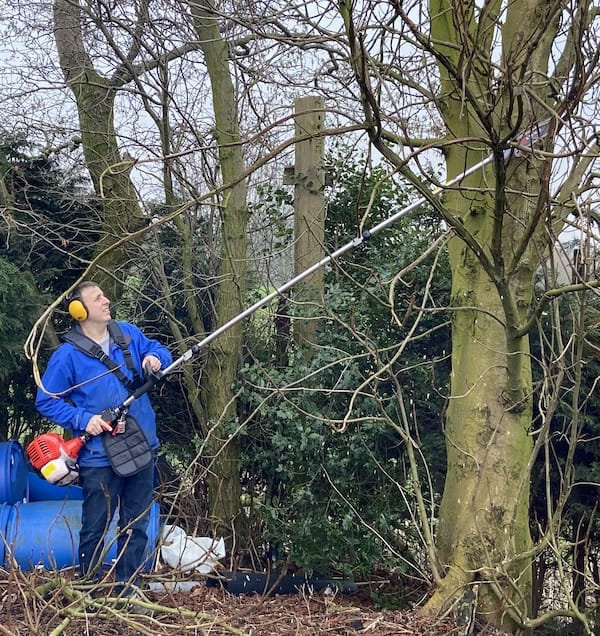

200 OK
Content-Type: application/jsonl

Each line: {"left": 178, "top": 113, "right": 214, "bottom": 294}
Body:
{"left": 28, "top": 150, "right": 499, "bottom": 484}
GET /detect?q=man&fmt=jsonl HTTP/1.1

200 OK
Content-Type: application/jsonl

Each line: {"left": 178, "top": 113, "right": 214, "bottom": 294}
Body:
{"left": 35, "top": 281, "right": 172, "bottom": 604}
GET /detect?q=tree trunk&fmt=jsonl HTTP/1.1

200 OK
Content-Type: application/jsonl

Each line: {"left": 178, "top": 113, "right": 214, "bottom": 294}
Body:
{"left": 53, "top": 0, "right": 145, "bottom": 295}
{"left": 416, "top": 1, "right": 563, "bottom": 630}
{"left": 429, "top": 154, "right": 535, "bottom": 632}
{"left": 188, "top": 0, "right": 249, "bottom": 543}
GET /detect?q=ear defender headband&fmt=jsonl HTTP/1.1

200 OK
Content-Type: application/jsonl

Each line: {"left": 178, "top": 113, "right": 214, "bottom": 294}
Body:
{"left": 65, "top": 290, "right": 88, "bottom": 321}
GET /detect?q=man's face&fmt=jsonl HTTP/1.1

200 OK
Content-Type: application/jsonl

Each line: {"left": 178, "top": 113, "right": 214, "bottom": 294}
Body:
{"left": 81, "top": 285, "right": 111, "bottom": 323}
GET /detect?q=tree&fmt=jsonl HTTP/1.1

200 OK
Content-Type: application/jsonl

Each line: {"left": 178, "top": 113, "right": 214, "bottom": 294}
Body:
{"left": 188, "top": 0, "right": 249, "bottom": 541}
{"left": 46, "top": 0, "right": 252, "bottom": 540}
{"left": 53, "top": 0, "right": 148, "bottom": 292}
{"left": 336, "top": 0, "right": 599, "bottom": 632}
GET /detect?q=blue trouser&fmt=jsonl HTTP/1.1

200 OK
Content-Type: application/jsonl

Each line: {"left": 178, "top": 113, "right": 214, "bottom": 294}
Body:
{"left": 78, "top": 461, "right": 154, "bottom": 592}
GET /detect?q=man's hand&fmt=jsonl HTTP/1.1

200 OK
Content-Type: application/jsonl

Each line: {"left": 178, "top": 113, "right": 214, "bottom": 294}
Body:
{"left": 85, "top": 414, "right": 113, "bottom": 436}
{"left": 142, "top": 355, "right": 161, "bottom": 373}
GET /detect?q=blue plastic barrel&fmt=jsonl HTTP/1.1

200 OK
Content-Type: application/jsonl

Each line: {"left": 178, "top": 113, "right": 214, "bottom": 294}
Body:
{"left": 2, "top": 500, "right": 161, "bottom": 571}
{"left": 0, "top": 503, "right": 13, "bottom": 565}
{"left": 27, "top": 471, "right": 83, "bottom": 502}
{"left": 0, "top": 441, "right": 28, "bottom": 504}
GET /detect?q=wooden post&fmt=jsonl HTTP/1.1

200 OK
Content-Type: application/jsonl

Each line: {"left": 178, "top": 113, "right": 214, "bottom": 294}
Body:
{"left": 285, "top": 96, "right": 325, "bottom": 354}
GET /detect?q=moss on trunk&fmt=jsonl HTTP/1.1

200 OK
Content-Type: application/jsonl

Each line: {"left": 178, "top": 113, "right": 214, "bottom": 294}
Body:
{"left": 189, "top": 0, "right": 249, "bottom": 542}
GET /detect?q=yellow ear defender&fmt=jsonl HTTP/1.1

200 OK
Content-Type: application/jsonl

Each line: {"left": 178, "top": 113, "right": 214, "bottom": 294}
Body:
{"left": 66, "top": 292, "right": 88, "bottom": 321}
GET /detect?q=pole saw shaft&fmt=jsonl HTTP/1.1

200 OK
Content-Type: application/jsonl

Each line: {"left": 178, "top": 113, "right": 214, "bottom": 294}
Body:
{"left": 113, "top": 117, "right": 561, "bottom": 411}
{"left": 158, "top": 151, "right": 495, "bottom": 381}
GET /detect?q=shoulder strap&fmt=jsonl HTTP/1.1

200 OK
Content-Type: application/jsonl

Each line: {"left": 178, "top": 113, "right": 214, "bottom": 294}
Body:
{"left": 62, "top": 322, "right": 138, "bottom": 389}
{"left": 107, "top": 321, "right": 138, "bottom": 376}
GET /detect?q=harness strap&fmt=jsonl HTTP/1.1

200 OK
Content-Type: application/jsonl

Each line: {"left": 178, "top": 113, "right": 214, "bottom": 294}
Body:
{"left": 62, "top": 322, "right": 154, "bottom": 476}
{"left": 107, "top": 322, "right": 138, "bottom": 380}
{"left": 62, "top": 321, "right": 141, "bottom": 389}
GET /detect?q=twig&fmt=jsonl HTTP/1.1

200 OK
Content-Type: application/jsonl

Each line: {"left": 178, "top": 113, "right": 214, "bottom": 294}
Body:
{"left": 48, "top": 617, "right": 72, "bottom": 636}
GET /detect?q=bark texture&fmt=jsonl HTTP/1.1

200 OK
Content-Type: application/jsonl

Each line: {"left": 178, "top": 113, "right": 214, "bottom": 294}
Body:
{"left": 424, "top": 0, "right": 563, "bottom": 631}
{"left": 53, "top": 0, "right": 146, "bottom": 293}
{"left": 188, "top": 0, "right": 249, "bottom": 542}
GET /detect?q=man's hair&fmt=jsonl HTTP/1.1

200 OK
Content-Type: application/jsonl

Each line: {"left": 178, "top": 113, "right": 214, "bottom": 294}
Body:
{"left": 72, "top": 281, "right": 100, "bottom": 296}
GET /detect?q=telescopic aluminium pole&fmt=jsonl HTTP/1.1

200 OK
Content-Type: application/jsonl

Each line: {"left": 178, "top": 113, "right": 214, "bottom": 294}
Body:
{"left": 167, "top": 152, "right": 495, "bottom": 371}
{"left": 116, "top": 151, "right": 496, "bottom": 415}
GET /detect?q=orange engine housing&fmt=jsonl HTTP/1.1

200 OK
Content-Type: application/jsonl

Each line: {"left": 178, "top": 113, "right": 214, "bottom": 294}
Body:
{"left": 26, "top": 433, "right": 86, "bottom": 470}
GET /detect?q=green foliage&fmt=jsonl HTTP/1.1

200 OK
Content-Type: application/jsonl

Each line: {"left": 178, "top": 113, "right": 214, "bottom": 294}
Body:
{"left": 237, "top": 353, "right": 416, "bottom": 579}
{"left": 0, "top": 134, "right": 97, "bottom": 440}
{"left": 235, "top": 154, "right": 451, "bottom": 584}
{"left": 0, "top": 260, "right": 38, "bottom": 381}
{"left": 0, "top": 259, "right": 41, "bottom": 440}
{"left": 0, "top": 134, "right": 100, "bottom": 294}
{"left": 530, "top": 286, "right": 600, "bottom": 527}
{"left": 249, "top": 185, "right": 294, "bottom": 255}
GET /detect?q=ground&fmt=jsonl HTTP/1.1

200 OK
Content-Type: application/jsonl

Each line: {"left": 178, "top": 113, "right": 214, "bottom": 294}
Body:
{"left": 0, "top": 569, "right": 520, "bottom": 636}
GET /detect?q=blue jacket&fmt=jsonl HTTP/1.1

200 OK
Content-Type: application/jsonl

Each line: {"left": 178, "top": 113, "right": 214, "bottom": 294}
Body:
{"left": 35, "top": 321, "right": 173, "bottom": 468}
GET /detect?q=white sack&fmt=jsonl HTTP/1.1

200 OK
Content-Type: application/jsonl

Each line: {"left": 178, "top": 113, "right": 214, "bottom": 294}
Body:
{"left": 160, "top": 524, "right": 225, "bottom": 574}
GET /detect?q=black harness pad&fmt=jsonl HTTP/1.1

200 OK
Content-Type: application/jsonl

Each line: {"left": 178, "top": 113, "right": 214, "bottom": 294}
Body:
{"left": 103, "top": 416, "right": 153, "bottom": 477}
